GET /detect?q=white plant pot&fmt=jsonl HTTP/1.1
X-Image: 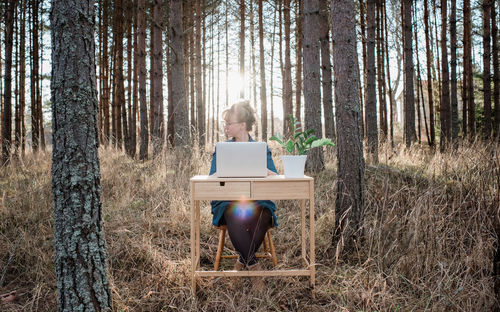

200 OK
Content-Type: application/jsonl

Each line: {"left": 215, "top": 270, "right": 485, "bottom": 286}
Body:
{"left": 281, "top": 155, "right": 307, "bottom": 178}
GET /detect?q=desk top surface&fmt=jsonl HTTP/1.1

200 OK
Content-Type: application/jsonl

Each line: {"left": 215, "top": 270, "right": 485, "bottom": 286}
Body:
{"left": 190, "top": 175, "right": 313, "bottom": 182}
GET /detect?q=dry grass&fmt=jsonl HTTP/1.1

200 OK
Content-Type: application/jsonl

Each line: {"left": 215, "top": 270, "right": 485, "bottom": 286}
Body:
{"left": 0, "top": 140, "right": 499, "bottom": 311}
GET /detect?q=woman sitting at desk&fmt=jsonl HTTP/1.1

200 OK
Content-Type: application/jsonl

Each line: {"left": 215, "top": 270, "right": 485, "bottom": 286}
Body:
{"left": 209, "top": 100, "right": 278, "bottom": 289}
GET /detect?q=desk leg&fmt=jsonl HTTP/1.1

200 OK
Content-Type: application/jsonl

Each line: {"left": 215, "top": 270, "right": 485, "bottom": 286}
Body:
{"left": 190, "top": 192, "right": 196, "bottom": 293}
{"left": 196, "top": 200, "right": 201, "bottom": 268}
{"left": 301, "top": 199, "right": 306, "bottom": 264}
{"left": 309, "top": 181, "right": 315, "bottom": 290}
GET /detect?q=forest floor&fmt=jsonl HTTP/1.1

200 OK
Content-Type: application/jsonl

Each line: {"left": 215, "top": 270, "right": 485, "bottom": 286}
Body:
{"left": 0, "top": 140, "right": 499, "bottom": 311}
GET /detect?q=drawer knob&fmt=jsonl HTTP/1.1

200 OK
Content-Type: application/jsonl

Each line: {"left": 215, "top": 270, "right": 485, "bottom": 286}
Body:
{"left": 219, "top": 182, "right": 225, "bottom": 186}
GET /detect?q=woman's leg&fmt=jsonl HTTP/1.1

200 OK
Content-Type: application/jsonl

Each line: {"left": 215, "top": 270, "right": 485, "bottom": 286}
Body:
{"left": 223, "top": 205, "right": 272, "bottom": 266}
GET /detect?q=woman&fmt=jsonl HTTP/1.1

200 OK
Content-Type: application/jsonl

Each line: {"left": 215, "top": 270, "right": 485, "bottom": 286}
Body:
{"left": 209, "top": 100, "right": 278, "bottom": 288}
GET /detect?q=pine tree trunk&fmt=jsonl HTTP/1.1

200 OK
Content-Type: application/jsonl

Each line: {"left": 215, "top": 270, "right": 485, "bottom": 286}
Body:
{"left": 303, "top": 0, "right": 324, "bottom": 173}
{"left": 492, "top": 1, "right": 500, "bottom": 140}
{"left": 19, "top": 0, "right": 26, "bottom": 154}
{"left": 360, "top": 0, "right": 367, "bottom": 138}
{"left": 170, "top": 0, "right": 190, "bottom": 147}
{"left": 440, "top": 0, "right": 451, "bottom": 150}
{"left": 239, "top": 0, "right": 245, "bottom": 99}
{"left": 258, "top": 0, "right": 268, "bottom": 141}
{"left": 138, "top": 0, "right": 148, "bottom": 160}
{"left": 366, "top": 0, "right": 378, "bottom": 162}
{"left": 450, "top": 0, "right": 458, "bottom": 146}
{"left": 250, "top": 0, "right": 258, "bottom": 139}
{"left": 295, "top": 0, "right": 303, "bottom": 124}
{"left": 270, "top": 6, "right": 277, "bottom": 136}
{"left": 403, "top": 0, "right": 416, "bottom": 147}
{"left": 152, "top": 0, "right": 164, "bottom": 155}
{"left": 283, "top": 0, "right": 293, "bottom": 137}
{"left": 331, "top": 0, "right": 365, "bottom": 254}
{"left": 38, "top": 3, "right": 45, "bottom": 151}
{"left": 195, "top": 0, "right": 204, "bottom": 146}
{"left": 2, "top": 0, "right": 15, "bottom": 164}
{"left": 483, "top": 0, "right": 492, "bottom": 139}
{"left": 464, "top": 0, "right": 475, "bottom": 138}
{"left": 102, "top": 0, "right": 110, "bottom": 145}
{"left": 131, "top": 0, "right": 138, "bottom": 157}
{"left": 424, "top": 0, "right": 435, "bottom": 146}
{"left": 383, "top": 1, "right": 395, "bottom": 146}
{"left": 376, "top": 2, "right": 386, "bottom": 142}
{"left": 126, "top": 0, "right": 134, "bottom": 156}
{"left": 30, "top": 0, "right": 39, "bottom": 152}
{"left": 51, "top": 1, "right": 112, "bottom": 310}
{"left": 320, "top": 0, "right": 334, "bottom": 139}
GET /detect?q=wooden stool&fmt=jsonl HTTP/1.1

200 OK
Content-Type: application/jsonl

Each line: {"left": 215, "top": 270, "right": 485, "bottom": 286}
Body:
{"left": 214, "top": 225, "right": 278, "bottom": 270}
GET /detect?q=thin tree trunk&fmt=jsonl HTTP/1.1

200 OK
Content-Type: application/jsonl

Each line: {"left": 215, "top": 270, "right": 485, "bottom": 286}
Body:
{"left": 131, "top": 0, "right": 138, "bottom": 156}
{"left": 138, "top": 0, "right": 148, "bottom": 160}
{"left": 250, "top": 0, "right": 258, "bottom": 138}
{"left": 366, "top": 0, "right": 378, "bottom": 162}
{"left": 240, "top": 0, "right": 245, "bottom": 98}
{"left": 320, "top": 0, "right": 334, "bottom": 139}
{"left": 383, "top": 1, "right": 395, "bottom": 146}
{"left": 440, "top": 0, "right": 451, "bottom": 150}
{"left": 360, "top": 0, "right": 367, "bottom": 138}
{"left": 38, "top": 0, "right": 45, "bottom": 151}
{"left": 331, "top": 0, "right": 365, "bottom": 254}
{"left": 152, "top": 0, "right": 164, "bottom": 155}
{"left": 270, "top": 5, "right": 277, "bottom": 136}
{"left": 51, "top": 1, "right": 112, "bottom": 309}
{"left": 492, "top": 0, "right": 500, "bottom": 140}
{"left": 283, "top": 0, "right": 293, "bottom": 136}
{"left": 295, "top": 0, "right": 303, "bottom": 123}
{"left": 103, "top": 0, "right": 110, "bottom": 145}
{"left": 126, "top": 0, "right": 134, "bottom": 156}
{"left": 2, "top": 0, "right": 15, "bottom": 164}
{"left": 424, "top": 0, "right": 435, "bottom": 146}
{"left": 403, "top": 0, "right": 416, "bottom": 148}
{"left": 258, "top": 0, "right": 268, "bottom": 141}
{"left": 303, "top": 0, "right": 324, "bottom": 173}
{"left": 196, "top": 0, "right": 204, "bottom": 146}
{"left": 450, "top": 0, "right": 458, "bottom": 146}
{"left": 376, "top": 1, "right": 386, "bottom": 142}
{"left": 483, "top": 0, "right": 492, "bottom": 139}
{"left": 30, "top": 0, "right": 39, "bottom": 152}
{"left": 464, "top": 0, "right": 475, "bottom": 138}
{"left": 18, "top": 0, "right": 26, "bottom": 154}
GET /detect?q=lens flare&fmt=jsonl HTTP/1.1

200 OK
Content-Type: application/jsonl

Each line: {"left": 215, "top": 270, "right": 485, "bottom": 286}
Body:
{"left": 229, "top": 197, "right": 257, "bottom": 220}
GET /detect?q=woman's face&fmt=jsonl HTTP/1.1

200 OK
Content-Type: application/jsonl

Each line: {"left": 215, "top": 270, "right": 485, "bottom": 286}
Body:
{"left": 223, "top": 113, "right": 246, "bottom": 138}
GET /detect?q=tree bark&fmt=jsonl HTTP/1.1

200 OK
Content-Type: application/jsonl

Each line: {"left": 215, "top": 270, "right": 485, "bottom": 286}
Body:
{"left": 450, "top": 0, "right": 458, "bottom": 147}
{"left": 196, "top": 0, "right": 204, "bottom": 146}
{"left": 331, "top": 0, "right": 365, "bottom": 254}
{"left": 51, "top": 1, "right": 112, "bottom": 310}
{"left": 440, "top": 0, "right": 451, "bottom": 151}
{"left": 424, "top": 0, "right": 435, "bottom": 146}
{"left": 402, "top": 0, "right": 416, "bottom": 148}
{"left": 152, "top": 0, "right": 164, "bottom": 155}
{"left": 295, "top": 0, "right": 303, "bottom": 124}
{"left": 383, "top": 1, "right": 395, "bottom": 146}
{"left": 258, "top": 0, "right": 268, "bottom": 141}
{"left": 319, "top": 0, "right": 334, "bottom": 140}
{"left": 283, "top": 0, "right": 293, "bottom": 137}
{"left": 483, "top": 0, "right": 492, "bottom": 139}
{"left": 2, "top": 0, "right": 15, "bottom": 164}
{"left": 492, "top": 0, "right": 500, "bottom": 140}
{"left": 30, "top": 0, "right": 39, "bottom": 152}
{"left": 170, "top": 0, "right": 190, "bottom": 147}
{"left": 138, "top": 0, "right": 148, "bottom": 160}
{"left": 365, "top": 0, "right": 378, "bottom": 162}
{"left": 303, "top": 0, "right": 324, "bottom": 173}
{"left": 240, "top": 0, "right": 246, "bottom": 99}
{"left": 464, "top": 0, "right": 475, "bottom": 138}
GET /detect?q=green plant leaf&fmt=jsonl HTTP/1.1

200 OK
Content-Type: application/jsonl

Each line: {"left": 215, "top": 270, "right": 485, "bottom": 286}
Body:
{"left": 304, "top": 135, "right": 318, "bottom": 145}
{"left": 286, "top": 140, "right": 295, "bottom": 154}
{"left": 310, "top": 138, "right": 335, "bottom": 148}
{"left": 269, "top": 135, "right": 285, "bottom": 147}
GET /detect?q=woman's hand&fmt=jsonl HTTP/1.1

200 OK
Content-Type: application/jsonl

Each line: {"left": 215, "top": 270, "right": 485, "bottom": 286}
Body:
{"left": 267, "top": 169, "right": 277, "bottom": 176}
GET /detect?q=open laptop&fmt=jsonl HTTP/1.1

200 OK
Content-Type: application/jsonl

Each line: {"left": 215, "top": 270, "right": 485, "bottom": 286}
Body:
{"left": 216, "top": 142, "right": 267, "bottom": 177}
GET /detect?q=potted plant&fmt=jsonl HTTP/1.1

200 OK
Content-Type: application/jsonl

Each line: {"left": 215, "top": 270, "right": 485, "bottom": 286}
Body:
{"left": 269, "top": 115, "right": 335, "bottom": 178}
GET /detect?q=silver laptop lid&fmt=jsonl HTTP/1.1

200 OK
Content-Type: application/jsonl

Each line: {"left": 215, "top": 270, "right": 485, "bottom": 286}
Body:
{"left": 216, "top": 142, "right": 267, "bottom": 178}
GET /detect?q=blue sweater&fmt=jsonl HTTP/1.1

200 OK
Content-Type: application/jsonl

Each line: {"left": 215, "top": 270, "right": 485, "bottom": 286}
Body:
{"left": 209, "top": 137, "right": 279, "bottom": 227}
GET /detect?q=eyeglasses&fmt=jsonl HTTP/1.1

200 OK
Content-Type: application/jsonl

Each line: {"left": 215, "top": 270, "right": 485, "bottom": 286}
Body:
{"left": 222, "top": 121, "right": 242, "bottom": 127}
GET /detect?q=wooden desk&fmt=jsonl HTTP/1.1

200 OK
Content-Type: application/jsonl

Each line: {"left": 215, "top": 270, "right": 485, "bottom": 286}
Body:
{"left": 190, "top": 175, "right": 315, "bottom": 294}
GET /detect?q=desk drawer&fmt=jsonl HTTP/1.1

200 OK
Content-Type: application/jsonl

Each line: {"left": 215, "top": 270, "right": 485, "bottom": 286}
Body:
{"left": 193, "top": 182, "right": 251, "bottom": 200}
{"left": 252, "top": 181, "right": 310, "bottom": 200}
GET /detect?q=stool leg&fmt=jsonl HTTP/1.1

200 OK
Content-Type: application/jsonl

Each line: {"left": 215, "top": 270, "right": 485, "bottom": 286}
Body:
{"left": 214, "top": 228, "right": 226, "bottom": 271}
{"left": 267, "top": 231, "right": 278, "bottom": 267}
{"left": 262, "top": 233, "right": 269, "bottom": 254}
